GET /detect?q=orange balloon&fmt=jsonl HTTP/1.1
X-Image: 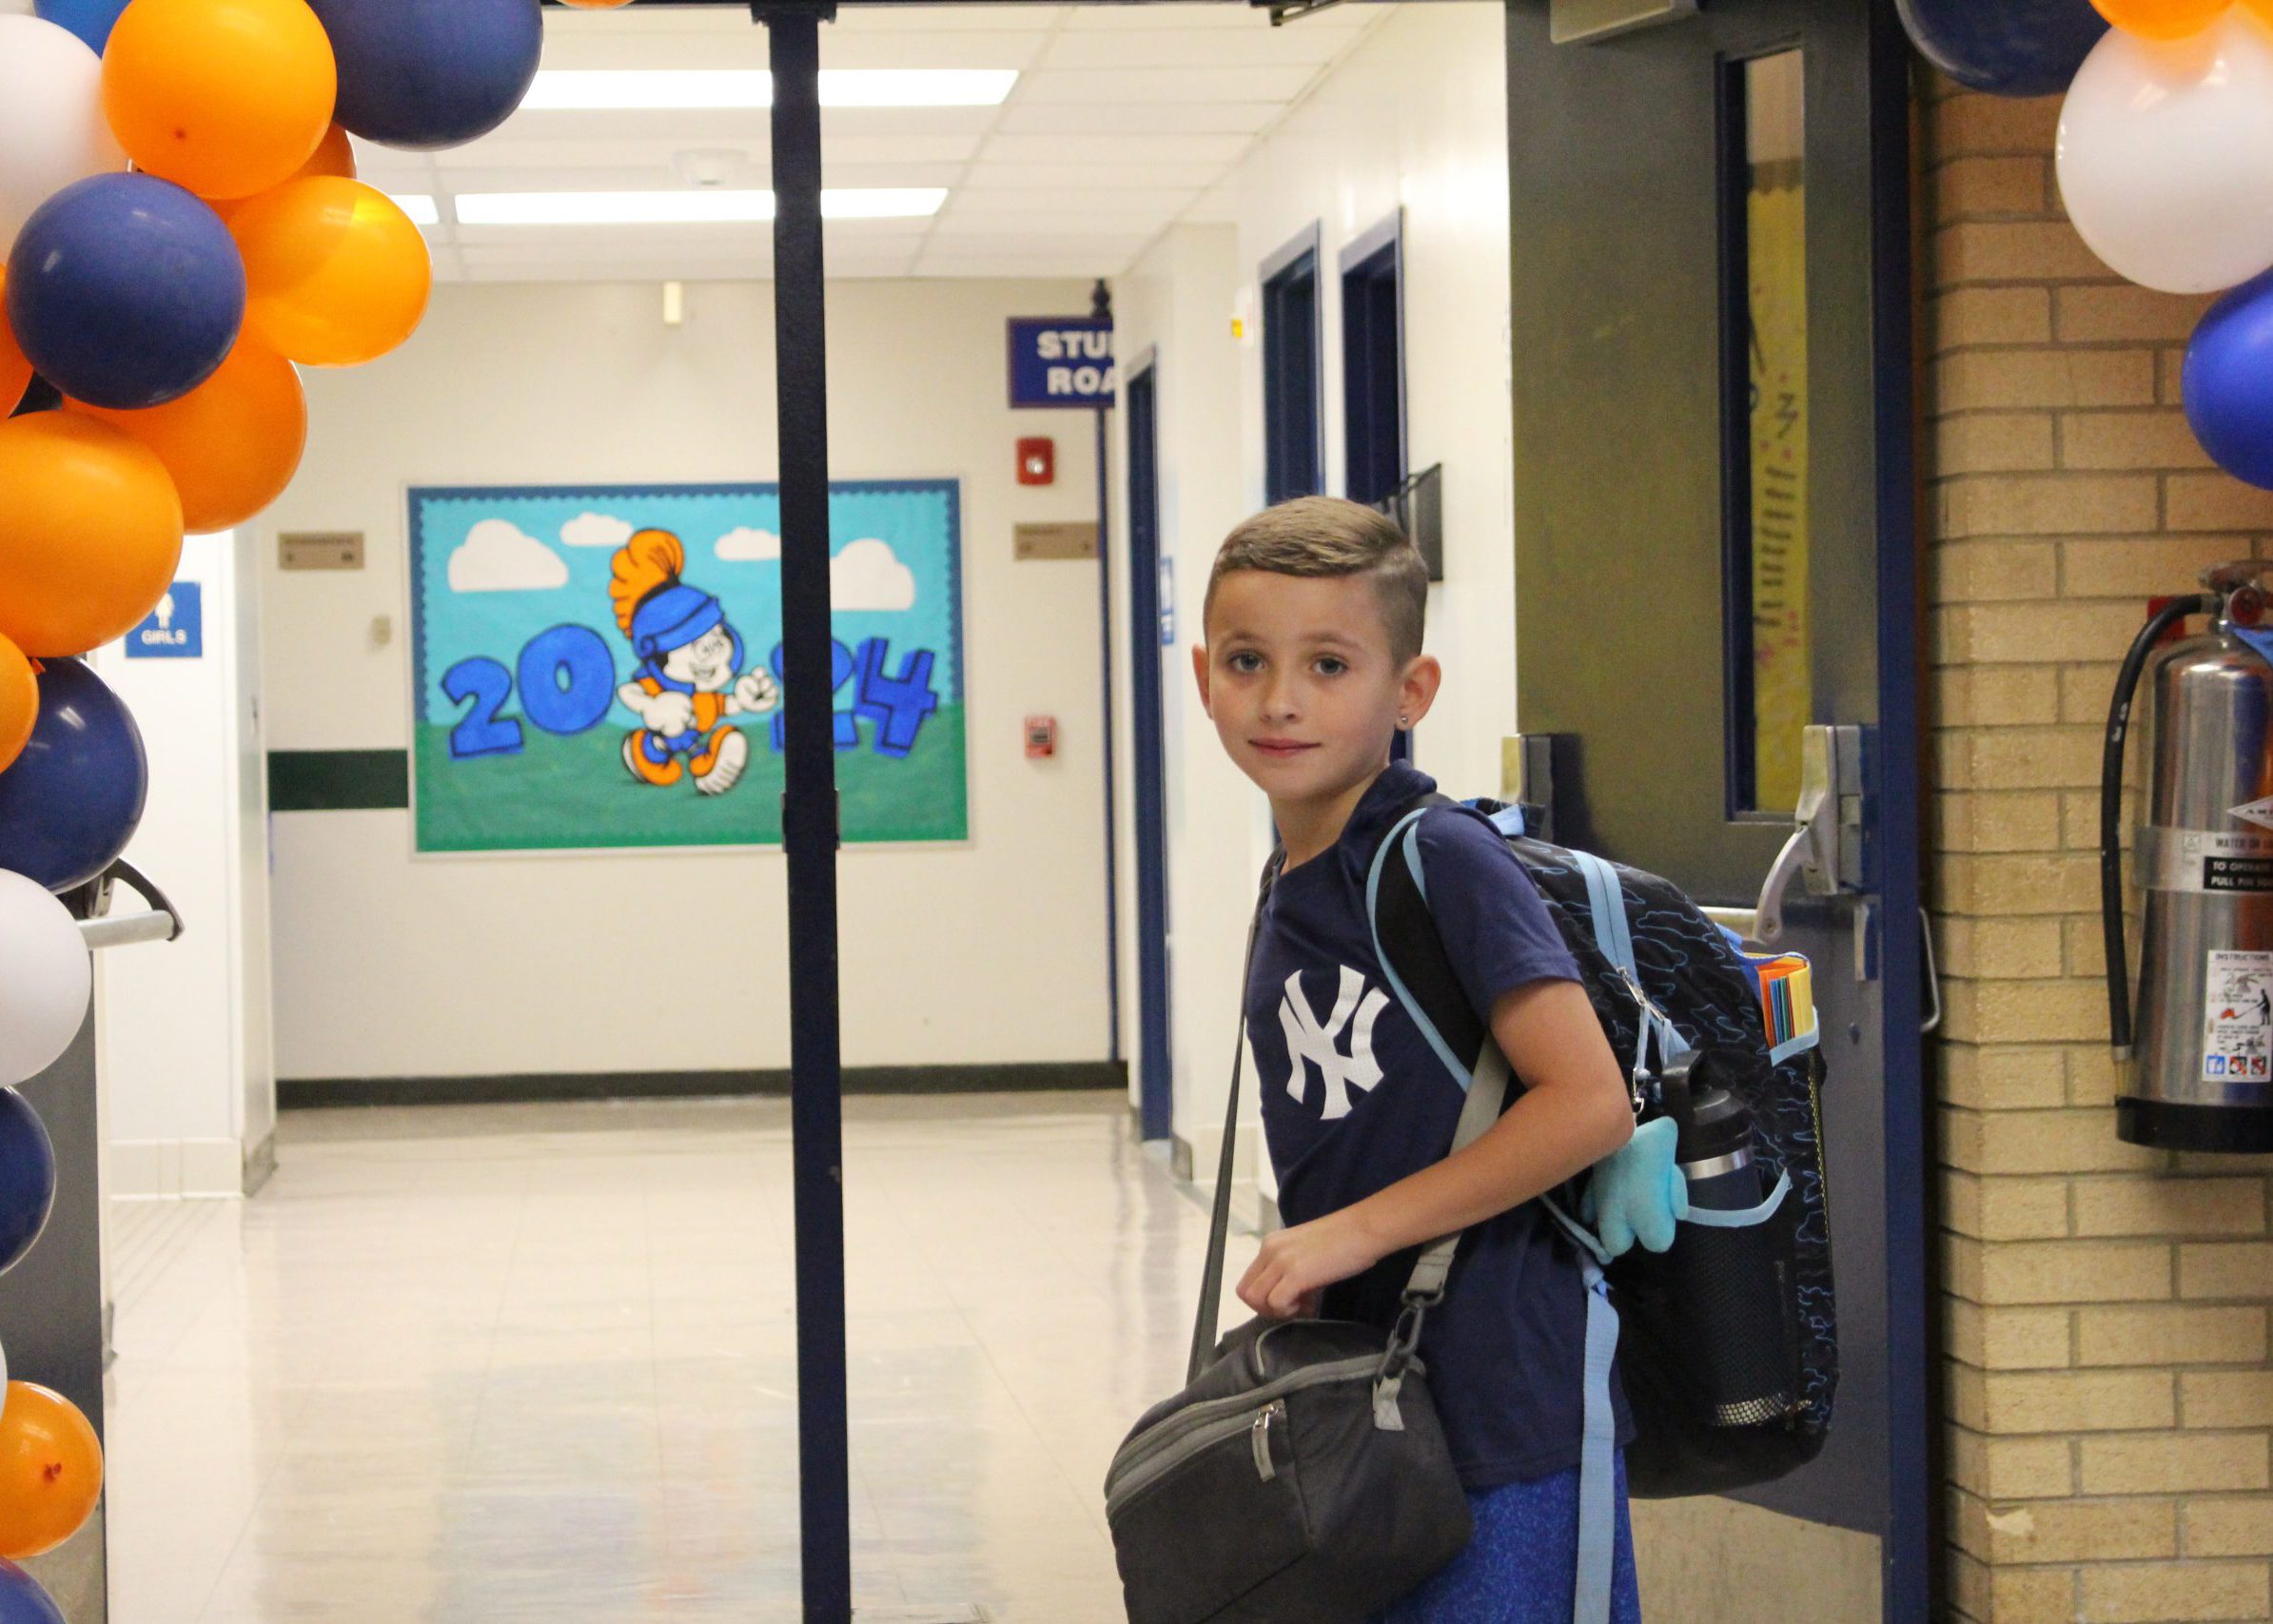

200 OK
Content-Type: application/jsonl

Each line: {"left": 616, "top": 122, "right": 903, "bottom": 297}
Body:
{"left": 0, "top": 414, "right": 183, "bottom": 658}
{"left": 210, "top": 125, "right": 356, "bottom": 225}
{"left": 0, "top": 274, "right": 27, "bottom": 421}
{"left": 0, "top": 636, "right": 33, "bottom": 775}
{"left": 0, "top": 1383, "right": 103, "bottom": 1560}
{"left": 298, "top": 124, "right": 358, "bottom": 185}
{"left": 227, "top": 178, "right": 432, "bottom": 367}
{"left": 103, "top": 0, "right": 337, "bottom": 202}
{"left": 76, "top": 340, "right": 306, "bottom": 533}
{"left": 2091, "top": 0, "right": 2232, "bottom": 38}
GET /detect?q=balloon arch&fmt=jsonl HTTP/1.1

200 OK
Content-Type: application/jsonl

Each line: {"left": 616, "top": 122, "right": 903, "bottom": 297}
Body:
{"left": 0, "top": 0, "right": 625, "bottom": 1595}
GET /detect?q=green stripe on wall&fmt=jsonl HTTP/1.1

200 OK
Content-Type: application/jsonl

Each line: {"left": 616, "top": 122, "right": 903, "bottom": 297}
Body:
{"left": 268, "top": 750, "right": 411, "bottom": 812}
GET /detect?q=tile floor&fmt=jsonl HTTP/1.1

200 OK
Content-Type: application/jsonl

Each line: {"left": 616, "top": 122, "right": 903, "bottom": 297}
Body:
{"left": 103, "top": 1092, "right": 1260, "bottom": 1624}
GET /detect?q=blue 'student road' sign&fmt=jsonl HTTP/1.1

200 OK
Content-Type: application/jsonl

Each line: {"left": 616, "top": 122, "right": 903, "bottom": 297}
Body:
{"left": 1008, "top": 316, "right": 1114, "bottom": 410}
{"left": 126, "top": 581, "right": 202, "bottom": 659}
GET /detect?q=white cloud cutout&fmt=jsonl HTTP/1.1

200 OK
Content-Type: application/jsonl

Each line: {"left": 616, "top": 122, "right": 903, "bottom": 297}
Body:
{"left": 560, "top": 511, "right": 633, "bottom": 550}
{"left": 715, "top": 526, "right": 782, "bottom": 562}
{"left": 831, "top": 537, "right": 915, "bottom": 612}
{"left": 448, "top": 519, "right": 568, "bottom": 593}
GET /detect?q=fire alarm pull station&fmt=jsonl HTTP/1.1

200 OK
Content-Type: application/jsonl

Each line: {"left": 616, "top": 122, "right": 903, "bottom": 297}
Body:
{"left": 1025, "top": 716, "right": 1057, "bottom": 758}
{"left": 1017, "top": 438, "right": 1055, "bottom": 486}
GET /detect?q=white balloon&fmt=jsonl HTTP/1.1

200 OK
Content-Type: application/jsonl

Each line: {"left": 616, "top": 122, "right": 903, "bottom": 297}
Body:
{"left": 2057, "top": 12, "right": 2273, "bottom": 296}
{"left": 0, "top": 871, "right": 89, "bottom": 1086}
{"left": 0, "top": 15, "right": 126, "bottom": 258}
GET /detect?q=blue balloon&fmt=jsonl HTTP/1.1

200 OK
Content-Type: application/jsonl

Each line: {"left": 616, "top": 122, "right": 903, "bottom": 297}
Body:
{"left": 31, "top": 0, "right": 131, "bottom": 53}
{"left": 5, "top": 175, "right": 245, "bottom": 411}
{"left": 0, "top": 1090, "right": 56, "bottom": 1280}
{"left": 0, "top": 659, "right": 147, "bottom": 893}
{"left": 1895, "top": 0, "right": 2107, "bottom": 99}
{"left": 306, "top": 0, "right": 542, "bottom": 151}
{"left": 2185, "top": 267, "right": 2273, "bottom": 491}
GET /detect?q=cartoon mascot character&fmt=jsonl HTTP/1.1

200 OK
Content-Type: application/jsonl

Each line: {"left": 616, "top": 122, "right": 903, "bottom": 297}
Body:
{"left": 608, "top": 528, "right": 780, "bottom": 795}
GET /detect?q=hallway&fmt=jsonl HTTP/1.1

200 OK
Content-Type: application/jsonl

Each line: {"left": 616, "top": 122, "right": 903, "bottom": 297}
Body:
{"left": 100, "top": 1093, "right": 1249, "bottom": 1623}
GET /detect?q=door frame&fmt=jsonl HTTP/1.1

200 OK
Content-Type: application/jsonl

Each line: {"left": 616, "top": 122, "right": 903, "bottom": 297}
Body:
{"left": 1123, "top": 352, "right": 1175, "bottom": 1143}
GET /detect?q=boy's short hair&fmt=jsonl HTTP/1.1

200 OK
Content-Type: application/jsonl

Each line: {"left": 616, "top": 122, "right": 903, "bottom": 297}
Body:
{"left": 1204, "top": 497, "right": 1429, "bottom": 665}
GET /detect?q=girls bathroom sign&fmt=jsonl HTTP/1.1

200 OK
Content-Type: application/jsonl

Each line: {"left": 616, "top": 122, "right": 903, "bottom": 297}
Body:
{"left": 406, "top": 480, "right": 967, "bottom": 853}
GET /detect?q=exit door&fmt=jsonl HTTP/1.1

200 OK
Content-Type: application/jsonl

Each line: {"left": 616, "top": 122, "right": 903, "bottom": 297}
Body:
{"left": 1507, "top": 2, "right": 1927, "bottom": 1619}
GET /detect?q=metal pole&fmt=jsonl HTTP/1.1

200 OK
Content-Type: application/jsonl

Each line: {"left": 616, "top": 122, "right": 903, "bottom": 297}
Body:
{"left": 1090, "top": 279, "right": 1121, "bottom": 1065}
{"left": 754, "top": 7, "right": 851, "bottom": 1620}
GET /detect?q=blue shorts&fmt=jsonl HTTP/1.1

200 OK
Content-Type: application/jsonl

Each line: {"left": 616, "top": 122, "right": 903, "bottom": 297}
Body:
{"left": 1372, "top": 1453, "right": 1642, "bottom": 1624}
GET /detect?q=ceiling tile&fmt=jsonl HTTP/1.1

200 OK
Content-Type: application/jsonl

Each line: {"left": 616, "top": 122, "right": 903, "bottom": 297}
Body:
{"left": 990, "top": 100, "right": 1280, "bottom": 136}
{"left": 961, "top": 159, "right": 1225, "bottom": 190}
{"left": 1035, "top": 24, "right": 1357, "bottom": 68}
{"left": 1014, "top": 65, "right": 1320, "bottom": 103}
{"left": 937, "top": 186, "right": 1192, "bottom": 217}
{"left": 974, "top": 130, "right": 1250, "bottom": 166}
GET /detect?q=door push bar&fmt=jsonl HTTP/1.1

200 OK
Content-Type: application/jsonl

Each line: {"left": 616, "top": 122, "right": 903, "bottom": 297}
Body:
{"left": 1510, "top": 725, "right": 1866, "bottom": 949}
{"left": 71, "top": 859, "right": 184, "bottom": 951}
{"left": 1709, "top": 725, "right": 1865, "bottom": 947}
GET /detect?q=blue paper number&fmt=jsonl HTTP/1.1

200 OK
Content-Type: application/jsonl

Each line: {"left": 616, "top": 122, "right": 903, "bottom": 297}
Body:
{"left": 516, "top": 624, "right": 617, "bottom": 736}
{"left": 769, "top": 639, "right": 860, "bottom": 753}
{"left": 768, "top": 636, "right": 943, "bottom": 756}
{"left": 853, "top": 638, "right": 939, "bottom": 758}
{"left": 443, "top": 657, "right": 524, "bottom": 759}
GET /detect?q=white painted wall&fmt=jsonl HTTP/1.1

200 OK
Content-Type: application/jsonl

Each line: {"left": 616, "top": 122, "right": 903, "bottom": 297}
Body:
{"left": 263, "top": 277, "right": 1113, "bottom": 1083}
{"left": 90, "top": 528, "right": 274, "bottom": 1196}
{"left": 1109, "top": 2, "right": 1516, "bottom": 1170}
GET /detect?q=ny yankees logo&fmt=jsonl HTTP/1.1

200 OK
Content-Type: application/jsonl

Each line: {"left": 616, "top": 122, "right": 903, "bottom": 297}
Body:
{"left": 1280, "top": 966, "right": 1388, "bottom": 1121}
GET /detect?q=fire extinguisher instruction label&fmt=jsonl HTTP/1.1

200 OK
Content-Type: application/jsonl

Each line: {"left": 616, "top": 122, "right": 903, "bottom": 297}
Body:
{"left": 2204, "top": 855, "right": 2273, "bottom": 892}
{"left": 2202, "top": 950, "right": 2273, "bottom": 1084}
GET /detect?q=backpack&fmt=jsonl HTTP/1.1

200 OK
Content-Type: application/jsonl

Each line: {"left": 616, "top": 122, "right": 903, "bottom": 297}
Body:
{"left": 1365, "top": 793, "right": 1837, "bottom": 1509}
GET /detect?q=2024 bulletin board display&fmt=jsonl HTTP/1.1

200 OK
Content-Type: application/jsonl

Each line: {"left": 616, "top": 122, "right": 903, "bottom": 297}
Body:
{"left": 406, "top": 480, "right": 967, "bottom": 853}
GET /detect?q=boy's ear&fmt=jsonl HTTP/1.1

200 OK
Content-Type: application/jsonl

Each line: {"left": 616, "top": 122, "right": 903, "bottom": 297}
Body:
{"left": 1401, "top": 654, "right": 1443, "bottom": 728}
{"left": 1190, "top": 643, "right": 1212, "bottom": 715}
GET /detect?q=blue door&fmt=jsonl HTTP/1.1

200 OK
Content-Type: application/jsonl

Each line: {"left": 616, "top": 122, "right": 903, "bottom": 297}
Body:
{"left": 1508, "top": 4, "right": 1927, "bottom": 1620}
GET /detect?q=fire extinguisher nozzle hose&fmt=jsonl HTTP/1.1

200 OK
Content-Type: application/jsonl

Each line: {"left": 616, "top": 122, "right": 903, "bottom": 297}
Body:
{"left": 2103, "top": 594, "right": 2214, "bottom": 1054}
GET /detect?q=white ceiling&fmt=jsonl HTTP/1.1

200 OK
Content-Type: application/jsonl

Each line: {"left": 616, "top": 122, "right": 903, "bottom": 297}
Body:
{"left": 357, "top": 3, "right": 1388, "bottom": 284}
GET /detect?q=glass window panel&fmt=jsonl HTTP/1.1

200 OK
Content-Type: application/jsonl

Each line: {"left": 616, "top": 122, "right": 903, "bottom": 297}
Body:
{"left": 1729, "top": 49, "right": 1811, "bottom": 815}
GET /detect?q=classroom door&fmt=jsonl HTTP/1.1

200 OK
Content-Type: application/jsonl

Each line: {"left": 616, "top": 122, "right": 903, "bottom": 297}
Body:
{"left": 1505, "top": 1, "right": 1927, "bottom": 1619}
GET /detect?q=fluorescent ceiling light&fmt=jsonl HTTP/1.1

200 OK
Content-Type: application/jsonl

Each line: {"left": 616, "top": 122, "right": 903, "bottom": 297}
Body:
{"left": 452, "top": 188, "right": 947, "bottom": 225}
{"left": 389, "top": 193, "right": 441, "bottom": 225}
{"left": 519, "top": 68, "right": 1017, "bottom": 111}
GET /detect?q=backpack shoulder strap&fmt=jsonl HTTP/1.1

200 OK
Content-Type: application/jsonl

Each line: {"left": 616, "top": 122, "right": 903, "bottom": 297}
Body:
{"left": 1365, "top": 798, "right": 1622, "bottom": 1624}
{"left": 1367, "top": 794, "right": 1487, "bottom": 1086}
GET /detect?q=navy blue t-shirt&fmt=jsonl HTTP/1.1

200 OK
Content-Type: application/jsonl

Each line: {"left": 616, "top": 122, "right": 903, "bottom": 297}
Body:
{"left": 1246, "top": 763, "right": 1630, "bottom": 1488}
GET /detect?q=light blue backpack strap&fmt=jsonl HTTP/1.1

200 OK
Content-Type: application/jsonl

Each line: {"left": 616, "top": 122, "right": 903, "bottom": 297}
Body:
{"left": 1571, "top": 849, "right": 1689, "bottom": 1071}
{"left": 1681, "top": 1168, "right": 1791, "bottom": 1229}
{"left": 1365, "top": 808, "right": 1472, "bottom": 1093}
{"left": 1488, "top": 803, "right": 1527, "bottom": 839}
{"left": 1574, "top": 1257, "right": 1620, "bottom": 1624}
{"left": 1769, "top": 1028, "right": 1821, "bottom": 1067}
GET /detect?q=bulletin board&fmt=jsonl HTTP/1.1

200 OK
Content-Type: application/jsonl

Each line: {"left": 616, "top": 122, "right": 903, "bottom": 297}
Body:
{"left": 406, "top": 479, "right": 966, "bottom": 853}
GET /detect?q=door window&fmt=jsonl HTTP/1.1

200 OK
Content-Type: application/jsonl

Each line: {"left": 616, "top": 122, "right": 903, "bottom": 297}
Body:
{"left": 1723, "top": 49, "right": 1811, "bottom": 816}
{"left": 1262, "top": 227, "right": 1323, "bottom": 504}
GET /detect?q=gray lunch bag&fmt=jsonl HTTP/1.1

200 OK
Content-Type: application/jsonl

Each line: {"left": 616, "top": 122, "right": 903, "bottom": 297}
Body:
{"left": 1102, "top": 873, "right": 1503, "bottom": 1624}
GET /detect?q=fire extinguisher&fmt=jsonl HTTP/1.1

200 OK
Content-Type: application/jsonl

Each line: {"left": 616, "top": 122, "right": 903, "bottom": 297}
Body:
{"left": 2105, "top": 561, "right": 2273, "bottom": 1151}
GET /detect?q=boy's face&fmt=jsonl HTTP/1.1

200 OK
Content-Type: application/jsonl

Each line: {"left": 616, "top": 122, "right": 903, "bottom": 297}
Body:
{"left": 1193, "top": 569, "right": 1438, "bottom": 808}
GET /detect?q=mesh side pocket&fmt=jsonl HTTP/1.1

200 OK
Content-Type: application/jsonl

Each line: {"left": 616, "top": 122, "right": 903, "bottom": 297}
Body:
{"left": 1673, "top": 1213, "right": 1800, "bottom": 1426}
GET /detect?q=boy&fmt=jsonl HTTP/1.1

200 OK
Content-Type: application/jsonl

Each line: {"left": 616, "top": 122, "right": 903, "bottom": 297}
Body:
{"left": 1192, "top": 497, "right": 1643, "bottom": 1621}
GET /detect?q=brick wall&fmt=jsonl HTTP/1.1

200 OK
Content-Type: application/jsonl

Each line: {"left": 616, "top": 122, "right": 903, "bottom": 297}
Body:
{"left": 1926, "top": 76, "right": 2273, "bottom": 1622}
